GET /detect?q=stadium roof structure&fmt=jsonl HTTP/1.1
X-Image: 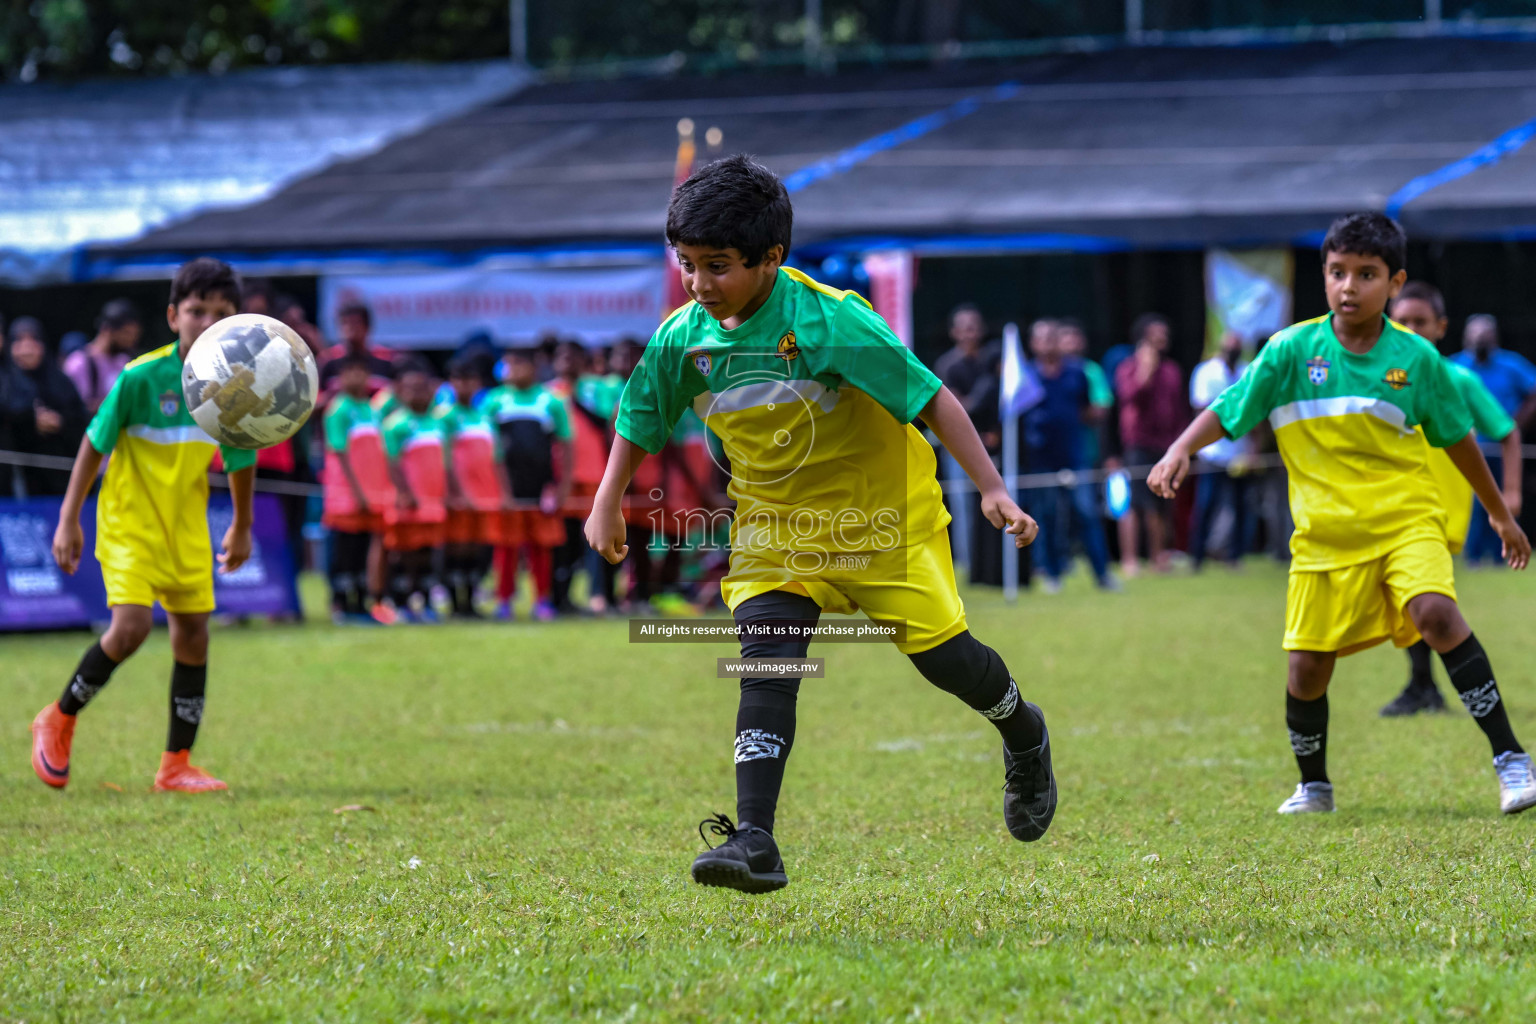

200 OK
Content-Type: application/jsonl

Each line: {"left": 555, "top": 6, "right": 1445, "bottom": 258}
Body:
{"left": 1, "top": 60, "right": 530, "bottom": 285}
{"left": 87, "top": 37, "right": 1536, "bottom": 278}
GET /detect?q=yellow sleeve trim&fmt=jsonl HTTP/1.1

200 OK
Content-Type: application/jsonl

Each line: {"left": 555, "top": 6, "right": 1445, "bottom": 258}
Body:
{"left": 780, "top": 266, "right": 872, "bottom": 308}
{"left": 124, "top": 342, "right": 179, "bottom": 371}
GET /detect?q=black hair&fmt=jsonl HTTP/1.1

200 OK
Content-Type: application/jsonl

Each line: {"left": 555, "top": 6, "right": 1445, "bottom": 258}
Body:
{"left": 170, "top": 257, "right": 241, "bottom": 309}
{"left": 8, "top": 315, "right": 45, "bottom": 346}
{"left": 1055, "top": 316, "right": 1086, "bottom": 334}
{"left": 98, "top": 298, "right": 141, "bottom": 332}
{"left": 241, "top": 278, "right": 273, "bottom": 307}
{"left": 949, "top": 302, "right": 983, "bottom": 325}
{"left": 393, "top": 355, "right": 432, "bottom": 378}
{"left": 1131, "top": 313, "right": 1169, "bottom": 344}
{"left": 665, "top": 154, "right": 792, "bottom": 267}
{"left": 446, "top": 355, "right": 484, "bottom": 380}
{"left": 1393, "top": 280, "right": 1446, "bottom": 319}
{"left": 336, "top": 352, "right": 373, "bottom": 373}
{"left": 337, "top": 301, "right": 373, "bottom": 327}
{"left": 505, "top": 346, "right": 537, "bottom": 363}
{"left": 1321, "top": 212, "right": 1407, "bottom": 277}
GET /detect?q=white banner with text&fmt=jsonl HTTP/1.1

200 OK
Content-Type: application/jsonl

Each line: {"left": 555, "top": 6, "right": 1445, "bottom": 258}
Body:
{"left": 320, "top": 265, "right": 667, "bottom": 349}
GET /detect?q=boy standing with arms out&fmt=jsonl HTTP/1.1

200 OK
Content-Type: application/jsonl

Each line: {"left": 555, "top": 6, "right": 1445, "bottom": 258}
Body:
{"left": 483, "top": 348, "right": 572, "bottom": 622}
{"left": 322, "top": 353, "right": 390, "bottom": 623}
{"left": 33, "top": 258, "right": 256, "bottom": 792}
{"left": 1149, "top": 214, "right": 1535, "bottom": 815}
{"left": 1378, "top": 282, "right": 1523, "bottom": 716}
{"left": 442, "top": 357, "right": 512, "bottom": 619}
{"left": 381, "top": 360, "right": 449, "bottom": 623}
{"left": 586, "top": 156, "right": 1056, "bottom": 894}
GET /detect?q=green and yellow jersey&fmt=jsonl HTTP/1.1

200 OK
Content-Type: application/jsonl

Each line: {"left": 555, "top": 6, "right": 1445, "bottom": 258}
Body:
{"left": 615, "top": 266, "right": 948, "bottom": 565}
{"left": 1211, "top": 315, "right": 1473, "bottom": 571}
{"left": 1426, "top": 360, "right": 1517, "bottom": 551}
{"left": 86, "top": 343, "right": 258, "bottom": 587}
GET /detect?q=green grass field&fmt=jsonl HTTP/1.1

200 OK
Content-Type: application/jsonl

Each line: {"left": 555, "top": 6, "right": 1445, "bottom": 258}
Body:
{"left": 5, "top": 563, "right": 1536, "bottom": 1022}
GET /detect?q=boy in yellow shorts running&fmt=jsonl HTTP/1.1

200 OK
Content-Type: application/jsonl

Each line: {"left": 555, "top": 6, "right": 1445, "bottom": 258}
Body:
{"left": 1149, "top": 214, "right": 1534, "bottom": 816}
{"left": 32, "top": 258, "right": 257, "bottom": 793}
{"left": 586, "top": 156, "right": 1054, "bottom": 893}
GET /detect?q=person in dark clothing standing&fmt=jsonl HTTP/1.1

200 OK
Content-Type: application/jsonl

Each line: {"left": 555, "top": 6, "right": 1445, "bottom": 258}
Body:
{"left": 1114, "top": 314, "right": 1188, "bottom": 574}
{"left": 1025, "top": 320, "right": 1114, "bottom": 591}
{"left": 933, "top": 304, "right": 1026, "bottom": 587}
{"left": 3, "top": 318, "right": 88, "bottom": 497}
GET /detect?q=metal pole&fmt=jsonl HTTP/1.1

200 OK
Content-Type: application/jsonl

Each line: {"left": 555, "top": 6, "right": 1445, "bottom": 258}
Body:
{"left": 1001, "top": 322, "right": 1020, "bottom": 603}
{"left": 511, "top": 0, "right": 528, "bottom": 63}
{"left": 805, "top": 0, "right": 823, "bottom": 71}
{"left": 1125, "top": 0, "right": 1143, "bottom": 42}
{"left": 1425, "top": 0, "right": 1442, "bottom": 28}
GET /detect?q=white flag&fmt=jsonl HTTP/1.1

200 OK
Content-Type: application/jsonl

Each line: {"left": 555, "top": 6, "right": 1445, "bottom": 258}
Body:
{"left": 999, "top": 322, "right": 1044, "bottom": 418}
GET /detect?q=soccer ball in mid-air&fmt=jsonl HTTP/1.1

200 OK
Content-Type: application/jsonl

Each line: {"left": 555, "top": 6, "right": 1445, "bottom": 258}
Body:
{"left": 182, "top": 314, "right": 319, "bottom": 449}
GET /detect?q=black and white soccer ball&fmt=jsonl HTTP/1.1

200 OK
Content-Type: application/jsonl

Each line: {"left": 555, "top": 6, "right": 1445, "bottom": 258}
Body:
{"left": 182, "top": 314, "right": 320, "bottom": 450}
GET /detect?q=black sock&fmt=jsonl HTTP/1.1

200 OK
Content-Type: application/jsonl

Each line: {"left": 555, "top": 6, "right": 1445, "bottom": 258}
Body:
{"left": 1286, "top": 692, "right": 1329, "bottom": 784}
{"left": 1442, "top": 634, "right": 1523, "bottom": 757}
{"left": 734, "top": 683, "right": 797, "bottom": 834}
{"left": 908, "top": 632, "right": 1043, "bottom": 754}
{"left": 167, "top": 661, "right": 207, "bottom": 753}
{"left": 58, "top": 642, "right": 120, "bottom": 716}
{"left": 1407, "top": 640, "right": 1436, "bottom": 691}
{"left": 346, "top": 578, "right": 367, "bottom": 616}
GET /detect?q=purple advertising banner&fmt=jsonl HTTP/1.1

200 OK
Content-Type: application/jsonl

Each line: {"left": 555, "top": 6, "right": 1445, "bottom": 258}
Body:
{"left": 0, "top": 494, "right": 300, "bottom": 631}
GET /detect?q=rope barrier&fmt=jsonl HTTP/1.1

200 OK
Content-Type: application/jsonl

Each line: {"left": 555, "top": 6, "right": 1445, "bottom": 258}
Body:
{"left": 0, "top": 442, "right": 1530, "bottom": 500}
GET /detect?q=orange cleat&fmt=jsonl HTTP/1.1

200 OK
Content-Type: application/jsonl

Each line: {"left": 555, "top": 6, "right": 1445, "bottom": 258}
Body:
{"left": 30, "top": 703, "right": 75, "bottom": 789}
{"left": 154, "top": 750, "right": 228, "bottom": 793}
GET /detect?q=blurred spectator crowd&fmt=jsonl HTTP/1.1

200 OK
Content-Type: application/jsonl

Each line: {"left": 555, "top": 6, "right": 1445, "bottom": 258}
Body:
{"left": 3, "top": 284, "right": 1534, "bottom": 623}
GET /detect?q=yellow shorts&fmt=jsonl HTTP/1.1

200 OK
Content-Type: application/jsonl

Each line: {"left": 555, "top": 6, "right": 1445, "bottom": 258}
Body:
{"left": 1284, "top": 538, "right": 1457, "bottom": 656}
{"left": 720, "top": 529, "right": 968, "bottom": 655}
{"left": 103, "top": 568, "right": 215, "bottom": 615}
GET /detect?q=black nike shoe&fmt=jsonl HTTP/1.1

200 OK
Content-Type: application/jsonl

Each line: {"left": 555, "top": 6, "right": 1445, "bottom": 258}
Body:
{"left": 1002, "top": 702, "right": 1057, "bottom": 842}
{"left": 690, "top": 813, "right": 788, "bottom": 894}
{"left": 1379, "top": 681, "right": 1448, "bottom": 717}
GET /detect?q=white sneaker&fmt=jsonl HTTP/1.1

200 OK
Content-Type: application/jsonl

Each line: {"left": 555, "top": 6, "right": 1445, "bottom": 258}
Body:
{"left": 1494, "top": 752, "right": 1536, "bottom": 814}
{"left": 1039, "top": 577, "right": 1062, "bottom": 595}
{"left": 1277, "top": 781, "right": 1334, "bottom": 814}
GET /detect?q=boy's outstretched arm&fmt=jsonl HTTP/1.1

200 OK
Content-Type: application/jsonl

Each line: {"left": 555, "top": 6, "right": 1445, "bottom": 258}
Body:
{"left": 1499, "top": 429, "right": 1523, "bottom": 518}
{"left": 585, "top": 437, "right": 649, "bottom": 563}
{"left": 52, "top": 436, "right": 105, "bottom": 575}
{"left": 1445, "top": 432, "right": 1530, "bottom": 569}
{"left": 920, "top": 386, "right": 1037, "bottom": 548}
{"left": 1147, "top": 409, "right": 1229, "bottom": 498}
{"left": 220, "top": 465, "right": 255, "bottom": 573}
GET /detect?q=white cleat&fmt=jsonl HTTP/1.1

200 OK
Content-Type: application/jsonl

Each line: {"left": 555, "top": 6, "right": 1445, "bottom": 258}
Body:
{"left": 1277, "top": 781, "right": 1335, "bottom": 815}
{"left": 1494, "top": 752, "right": 1536, "bottom": 815}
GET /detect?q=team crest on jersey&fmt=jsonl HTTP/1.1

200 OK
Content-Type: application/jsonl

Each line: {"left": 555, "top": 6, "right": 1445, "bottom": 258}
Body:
{"left": 775, "top": 331, "right": 799, "bottom": 361}
{"left": 159, "top": 390, "right": 180, "bottom": 416}
{"left": 1306, "top": 357, "right": 1330, "bottom": 386}
{"left": 1383, "top": 367, "right": 1411, "bottom": 390}
{"left": 690, "top": 351, "right": 712, "bottom": 376}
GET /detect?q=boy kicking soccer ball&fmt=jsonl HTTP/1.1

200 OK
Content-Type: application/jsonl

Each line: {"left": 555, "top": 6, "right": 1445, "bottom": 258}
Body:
{"left": 1148, "top": 213, "right": 1535, "bottom": 816}
{"left": 34, "top": 258, "right": 256, "bottom": 793}
{"left": 586, "top": 155, "right": 1056, "bottom": 894}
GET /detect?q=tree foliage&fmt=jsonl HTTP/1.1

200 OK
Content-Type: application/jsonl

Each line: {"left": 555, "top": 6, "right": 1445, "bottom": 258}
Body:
{"left": 3, "top": 0, "right": 1398, "bottom": 82}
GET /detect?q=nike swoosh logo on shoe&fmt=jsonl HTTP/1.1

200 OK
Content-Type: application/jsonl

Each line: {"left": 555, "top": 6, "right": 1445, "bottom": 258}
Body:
{"left": 37, "top": 751, "right": 69, "bottom": 779}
